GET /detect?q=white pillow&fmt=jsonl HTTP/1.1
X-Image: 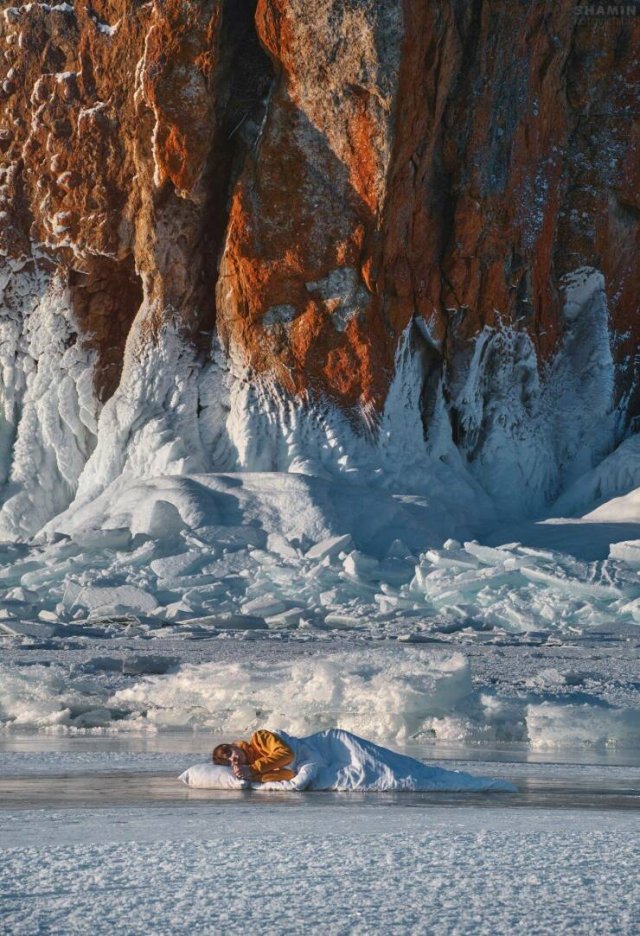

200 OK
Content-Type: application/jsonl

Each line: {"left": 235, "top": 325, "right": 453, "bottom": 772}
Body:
{"left": 178, "top": 762, "right": 249, "bottom": 789}
{"left": 256, "top": 762, "right": 319, "bottom": 792}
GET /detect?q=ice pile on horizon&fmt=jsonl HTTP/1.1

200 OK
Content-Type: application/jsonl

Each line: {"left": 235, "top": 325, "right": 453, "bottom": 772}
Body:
{"left": 404, "top": 536, "right": 640, "bottom": 633}
{"left": 0, "top": 649, "right": 473, "bottom": 737}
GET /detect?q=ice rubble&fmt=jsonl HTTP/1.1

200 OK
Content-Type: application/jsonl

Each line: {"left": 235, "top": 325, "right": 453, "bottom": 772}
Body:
{"left": 2, "top": 647, "right": 640, "bottom": 751}
{"left": 0, "top": 460, "right": 638, "bottom": 641}
{"left": 0, "top": 463, "right": 638, "bottom": 643}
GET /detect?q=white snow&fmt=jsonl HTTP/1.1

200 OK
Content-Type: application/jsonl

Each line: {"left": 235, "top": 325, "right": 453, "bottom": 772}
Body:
{"left": 305, "top": 267, "right": 370, "bottom": 331}
{"left": 1, "top": 803, "right": 639, "bottom": 935}
{"left": 586, "top": 486, "right": 640, "bottom": 523}
{"left": 92, "top": 15, "right": 119, "bottom": 36}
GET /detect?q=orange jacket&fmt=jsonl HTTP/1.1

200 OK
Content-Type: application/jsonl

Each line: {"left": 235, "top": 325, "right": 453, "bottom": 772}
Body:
{"left": 234, "top": 729, "right": 295, "bottom": 783}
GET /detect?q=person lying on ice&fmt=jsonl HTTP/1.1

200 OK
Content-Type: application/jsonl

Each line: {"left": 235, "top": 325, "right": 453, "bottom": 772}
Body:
{"left": 212, "top": 729, "right": 296, "bottom": 783}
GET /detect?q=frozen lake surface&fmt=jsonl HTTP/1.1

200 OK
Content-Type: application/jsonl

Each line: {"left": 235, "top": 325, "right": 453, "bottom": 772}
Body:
{"left": 2, "top": 767, "right": 640, "bottom": 813}
{"left": 2, "top": 779, "right": 640, "bottom": 935}
{"left": 2, "top": 734, "right": 640, "bottom": 933}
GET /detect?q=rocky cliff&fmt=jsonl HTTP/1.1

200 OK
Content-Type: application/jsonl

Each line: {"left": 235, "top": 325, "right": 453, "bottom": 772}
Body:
{"left": 0, "top": 0, "right": 639, "bottom": 538}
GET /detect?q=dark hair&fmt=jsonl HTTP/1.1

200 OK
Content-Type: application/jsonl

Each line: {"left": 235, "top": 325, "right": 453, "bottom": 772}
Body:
{"left": 212, "top": 743, "right": 233, "bottom": 765}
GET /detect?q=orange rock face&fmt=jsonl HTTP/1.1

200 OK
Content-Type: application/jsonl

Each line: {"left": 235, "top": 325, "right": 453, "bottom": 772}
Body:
{"left": 0, "top": 0, "right": 240, "bottom": 394}
{"left": 217, "top": 0, "right": 640, "bottom": 426}
{"left": 1, "top": 0, "right": 639, "bottom": 425}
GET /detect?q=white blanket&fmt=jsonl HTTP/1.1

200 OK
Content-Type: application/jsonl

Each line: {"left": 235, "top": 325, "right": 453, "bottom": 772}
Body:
{"left": 179, "top": 730, "right": 516, "bottom": 792}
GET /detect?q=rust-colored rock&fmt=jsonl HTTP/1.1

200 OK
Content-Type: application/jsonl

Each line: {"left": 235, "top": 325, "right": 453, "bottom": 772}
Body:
{"left": 0, "top": 0, "right": 236, "bottom": 392}
{"left": 217, "top": 0, "right": 404, "bottom": 412}
{"left": 216, "top": 1, "right": 640, "bottom": 427}
{"left": 1, "top": 0, "right": 639, "bottom": 429}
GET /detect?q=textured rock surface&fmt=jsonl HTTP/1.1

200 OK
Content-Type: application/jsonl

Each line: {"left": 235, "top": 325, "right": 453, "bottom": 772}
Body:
{"left": 0, "top": 0, "right": 639, "bottom": 534}
{"left": 218, "top": 1, "right": 640, "bottom": 420}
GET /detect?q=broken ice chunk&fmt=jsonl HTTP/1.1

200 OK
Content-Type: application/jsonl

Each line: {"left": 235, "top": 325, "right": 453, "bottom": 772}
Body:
{"left": 306, "top": 534, "right": 354, "bottom": 561}
{"left": 609, "top": 540, "right": 640, "bottom": 568}
{"left": 70, "top": 528, "right": 132, "bottom": 550}
{"left": 0, "top": 620, "right": 57, "bottom": 639}
{"left": 619, "top": 598, "right": 640, "bottom": 622}
{"left": 150, "top": 551, "right": 204, "bottom": 579}
{"left": 464, "top": 542, "right": 517, "bottom": 566}
{"left": 443, "top": 539, "right": 462, "bottom": 551}
{"left": 519, "top": 566, "right": 624, "bottom": 599}
{"left": 266, "top": 532, "right": 300, "bottom": 560}
{"left": 342, "top": 550, "right": 381, "bottom": 583}
{"left": 73, "top": 585, "right": 160, "bottom": 615}
{"left": 424, "top": 549, "right": 480, "bottom": 570}
{"left": 266, "top": 608, "right": 306, "bottom": 629}
{"left": 6, "top": 586, "right": 39, "bottom": 603}
{"left": 241, "top": 595, "right": 289, "bottom": 617}
{"left": 162, "top": 600, "right": 194, "bottom": 620}
{"left": 323, "top": 613, "right": 366, "bottom": 630}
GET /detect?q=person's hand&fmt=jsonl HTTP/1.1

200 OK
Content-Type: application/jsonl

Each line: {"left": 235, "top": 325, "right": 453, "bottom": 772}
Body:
{"left": 228, "top": 751, "right": 252, "bottom": 780}
{"left": 232, "top": 762, "right": 253, "bottom": 780}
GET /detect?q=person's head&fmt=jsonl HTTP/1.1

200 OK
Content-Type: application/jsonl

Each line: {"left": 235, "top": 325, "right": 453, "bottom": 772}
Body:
{"left": 212, "top": 743, "right": 232, "bottom": 765}
{"left": 212, "top": 743, "right": 247, "bottom": 765}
